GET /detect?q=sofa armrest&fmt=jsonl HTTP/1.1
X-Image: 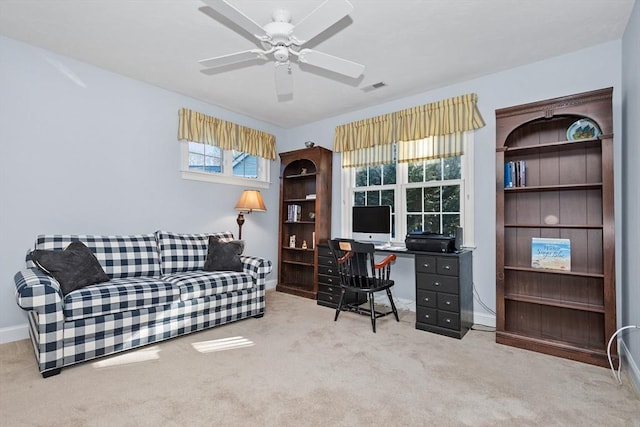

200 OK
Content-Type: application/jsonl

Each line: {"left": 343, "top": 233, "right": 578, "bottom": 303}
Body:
{"left": 240, "top": 256, "right": 273, "bottom": 290}
{"left": 14, "top": 268, "right": 64, "bottom": 313}
{"left": 14, "top": 268, "right": 66, "bottom": 374}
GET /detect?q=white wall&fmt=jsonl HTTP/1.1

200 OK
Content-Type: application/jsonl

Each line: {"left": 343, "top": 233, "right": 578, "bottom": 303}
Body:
{"left": 621, "top": 0, "right": 640, "bottom": 393}
{"left": 0, "top": 35, "right": 284, "bottom": 341}
{"left": 283, "top": 40, "right": 624, "bottom": 329}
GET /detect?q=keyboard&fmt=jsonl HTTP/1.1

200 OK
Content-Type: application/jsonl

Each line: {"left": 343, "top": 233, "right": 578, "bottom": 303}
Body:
{"left": 374, "top": 244, "right": 407, "bottom": 251}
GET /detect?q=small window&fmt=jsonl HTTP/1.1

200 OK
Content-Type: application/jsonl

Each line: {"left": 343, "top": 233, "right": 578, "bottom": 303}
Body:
{"left": 181, "top": 142, "right": 270, "bottom": 188}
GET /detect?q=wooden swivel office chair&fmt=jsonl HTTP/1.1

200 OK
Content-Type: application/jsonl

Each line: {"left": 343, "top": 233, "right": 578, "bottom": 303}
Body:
{"left": 328, "top": 239, "right": 400, "bottom": 333}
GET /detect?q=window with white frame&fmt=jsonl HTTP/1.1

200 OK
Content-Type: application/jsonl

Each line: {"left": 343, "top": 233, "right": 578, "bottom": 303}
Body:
{"left": 177, "top": 108, "right": 275, "bottom": 188}
{"left": 343, "top": 132, "right": 474, "bottom": 246}
{"left": 181, "top": 141, "right": 270, "bottom": 188}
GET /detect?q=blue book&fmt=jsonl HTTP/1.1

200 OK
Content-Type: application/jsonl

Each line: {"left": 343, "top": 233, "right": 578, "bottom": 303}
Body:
{"left": 504, "top": 162, "right": 513, "bottom": 188}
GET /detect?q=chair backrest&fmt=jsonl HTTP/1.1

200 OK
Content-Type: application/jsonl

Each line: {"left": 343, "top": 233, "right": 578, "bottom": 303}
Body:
{"left": 328, "top": 239, "right": 378, "bottom": 289}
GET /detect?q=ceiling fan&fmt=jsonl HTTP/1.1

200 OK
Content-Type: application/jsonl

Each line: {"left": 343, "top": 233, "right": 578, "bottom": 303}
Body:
{"left": 198, "top": 0, "right": 365, "bottom": 98}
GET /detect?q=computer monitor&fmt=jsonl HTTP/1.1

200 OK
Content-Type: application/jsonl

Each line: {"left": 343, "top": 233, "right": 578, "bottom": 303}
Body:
{"left": 351, "top": 205, "right": 392, "bottom": 243}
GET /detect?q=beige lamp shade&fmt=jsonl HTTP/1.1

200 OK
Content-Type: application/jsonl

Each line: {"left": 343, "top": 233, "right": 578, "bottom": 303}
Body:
{"left": 235, "top": 190, "right": 266, "bottom": 212}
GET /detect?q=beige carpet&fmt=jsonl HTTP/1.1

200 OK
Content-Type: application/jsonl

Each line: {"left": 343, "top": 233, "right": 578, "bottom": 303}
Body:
{"left": 1, "top": 290, "right": 639, "bottom": 427}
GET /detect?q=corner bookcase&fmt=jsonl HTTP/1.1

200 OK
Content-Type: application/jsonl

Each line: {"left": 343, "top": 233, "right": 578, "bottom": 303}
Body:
{"left": 495, "top": 87, "right": 616, "bottom": 367}
{"left": 277, "top": 146, "right": 332, "bottom": 299}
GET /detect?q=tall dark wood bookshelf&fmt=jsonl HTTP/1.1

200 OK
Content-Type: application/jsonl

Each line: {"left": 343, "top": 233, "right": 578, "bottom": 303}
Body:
{"left": 277, "top": 146, "right": 332, "bottom": 299}
{"left": 495, "top": 88, "right": 616, "bottom": 367}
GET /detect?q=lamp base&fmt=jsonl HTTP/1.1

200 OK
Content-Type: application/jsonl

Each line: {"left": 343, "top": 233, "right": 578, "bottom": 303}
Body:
{"left": 236, "top": 212, "right": 245, "bottom": 240}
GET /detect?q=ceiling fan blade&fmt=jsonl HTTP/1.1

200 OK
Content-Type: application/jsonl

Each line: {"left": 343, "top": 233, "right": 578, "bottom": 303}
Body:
{"left": 274, "top": 63, "right": 293, "bottom": 97}
{"left": 201, "top": 0, "right": 267, "bottom": 39}
{"left": 292, "top": 0, "right": 354, "bottom": 45}
{"left": 297, "top": 49, "right": 364, "bottom": 78}
{"left": 199, "top": 49, "right": 268, "bottom": 69}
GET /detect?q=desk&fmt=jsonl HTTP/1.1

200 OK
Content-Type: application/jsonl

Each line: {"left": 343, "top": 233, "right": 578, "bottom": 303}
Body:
{"left": 317, "top": 243, "right": 473, "bottom": 339}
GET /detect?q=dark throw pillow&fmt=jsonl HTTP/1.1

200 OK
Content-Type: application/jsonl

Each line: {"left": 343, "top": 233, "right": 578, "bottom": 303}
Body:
{"left": 31, "top": 241, "right": 110, "bottom": 295}
{"left": 204, "top": 236, "right": 244, "bottom": 272}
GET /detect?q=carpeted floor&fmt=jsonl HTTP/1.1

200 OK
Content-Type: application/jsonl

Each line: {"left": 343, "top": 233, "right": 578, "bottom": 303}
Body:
{"left": 1, "top": 290, "right": 639, "bottom": 427}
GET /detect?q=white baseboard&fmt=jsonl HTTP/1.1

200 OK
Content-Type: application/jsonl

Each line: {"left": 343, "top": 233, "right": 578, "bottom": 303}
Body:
{"left": 473, "top": 312, "right": 496, "bottom": 328}
{"left": 620, "top": 339, "right": 640, "bottom": 396}
{"left": 265, "top": 279, "right": 277, "bottom": 290}
{"left": 392, "top": 296, "right": 416, "bottom": 312}
{"left": 0, "top": 324, "right": 29, "bottom": 344}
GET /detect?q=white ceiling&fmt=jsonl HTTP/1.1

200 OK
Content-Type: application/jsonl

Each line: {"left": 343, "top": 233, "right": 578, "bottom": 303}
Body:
{"left": 0, "top": 0, "right": 635, "bottom": 128}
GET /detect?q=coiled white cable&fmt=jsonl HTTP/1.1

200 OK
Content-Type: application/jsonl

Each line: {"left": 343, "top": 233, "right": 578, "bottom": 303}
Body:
{"left": 607, "top": 325, "right": 640, "bottom": 384}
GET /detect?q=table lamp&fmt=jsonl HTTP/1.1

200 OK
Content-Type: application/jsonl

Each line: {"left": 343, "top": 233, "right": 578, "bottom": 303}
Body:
{"left": 234, "top": 190, "right": 266, "bottom": 240}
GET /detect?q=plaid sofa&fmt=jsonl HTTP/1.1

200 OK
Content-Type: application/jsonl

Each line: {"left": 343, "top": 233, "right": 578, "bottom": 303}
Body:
{"left": 14, "top": 230, "right": 272, "bottom": 378}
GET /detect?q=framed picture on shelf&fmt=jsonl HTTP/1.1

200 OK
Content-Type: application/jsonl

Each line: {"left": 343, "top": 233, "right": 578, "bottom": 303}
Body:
{"left": 531, "top": 238, "right": 571, "bottom": 271}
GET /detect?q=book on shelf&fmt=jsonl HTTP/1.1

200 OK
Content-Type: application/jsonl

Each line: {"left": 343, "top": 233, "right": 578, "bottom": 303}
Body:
{"left": 305, "top": 193, "right": 316, "bottom": 199}
{"left": 504, "top": 160, "right": 526, "bottom": 188}
{"left": 287, "top": 204, "right": 302, "bottom": 222}
{"left": 531, "top": 238, "right": 571, "bottom": 271}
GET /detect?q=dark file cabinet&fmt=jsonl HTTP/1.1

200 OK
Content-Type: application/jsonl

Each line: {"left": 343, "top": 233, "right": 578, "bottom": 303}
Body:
{"left": 317, "top": 243, "right": 367, "bottom": 308}
{"left": 415, "top": 251, "right": 472, "bottom": 339}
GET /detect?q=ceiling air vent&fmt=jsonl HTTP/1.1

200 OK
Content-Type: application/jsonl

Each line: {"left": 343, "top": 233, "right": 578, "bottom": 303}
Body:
{"left": 361, "top": 81, "right": 387, "bottom": 93}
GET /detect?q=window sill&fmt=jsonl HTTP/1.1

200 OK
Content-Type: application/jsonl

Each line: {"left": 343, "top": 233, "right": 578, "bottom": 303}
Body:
{"left": 181, "top": 170, "right": 271, "bottom": 189}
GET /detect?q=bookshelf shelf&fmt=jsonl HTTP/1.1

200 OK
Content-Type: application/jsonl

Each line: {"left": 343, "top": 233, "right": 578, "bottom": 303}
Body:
{"left": 504, "top": 183, "right": 603, "bottom": 192}
{"left": 504, "top": 137, "right": 602, "bottom": 154}
{"left": 504, "top": 223, "right": 603, "bottom": 229}
{"left": 504, "top": 293, "right": 606, "bottom": 313}
{"left": 503, "top": 265, "right": 604, "bottom": 278}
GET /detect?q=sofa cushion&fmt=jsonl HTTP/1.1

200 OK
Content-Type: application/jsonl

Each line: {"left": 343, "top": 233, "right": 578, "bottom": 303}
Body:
{"left": 204, "top": 237, "right": 244, "bottom": 272}
{"left": 155, "top": 230, "right": 235, "bottom": 274}
{"left": 63, "top": 277, "right": 180, "bottom": 321}
{"left": 162, "top": 270, "right": 254, "bottom": 301}
{"left": 28, "top": 234, "right": 161, "bottom": 279}
{"left": 31, "top": 241, "right": 110, "bottom": 295}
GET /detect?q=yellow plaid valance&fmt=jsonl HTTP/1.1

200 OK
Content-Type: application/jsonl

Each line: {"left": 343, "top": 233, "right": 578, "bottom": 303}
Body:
{"left": 333, "top": 113, "right": 395, "bottom": 153}
{"left": 333, "top": 94, "right": 484, "bottom": 165}
{"left": 178, "top": 108, "right": 276, "bottom": 160}
{"left": 393, "top": 93, "right": 485, "bottom": 143}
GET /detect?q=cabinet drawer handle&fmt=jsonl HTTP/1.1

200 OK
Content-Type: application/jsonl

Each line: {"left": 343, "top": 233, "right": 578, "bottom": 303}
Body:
{"left": 423, "top": 297, "right": 430, "bottom": 302}
{"left": 424, "top": 314, "right": 430, "bottom": 319}
{"left": 327, "top": 278, "right": 333, "bottom": 283}
{"left": 445, "top": 318, "right": 451, "bottom": 323}
{"left": 444, "top": 265, "right": 451, "bottom": 270}
{"left": 328, "top": 269, "right": 333, "bottom": 274}
{"left": 445, "top": 301, "right": 451, "bottom": 305}
{"left": 423, "top": 263, "right": 430, "bottom": 269}
{"left": 328, "top": 287, "right": 334, "bottom": 292}
{"left": 433, "top": 281, "right": 440, "bottom": 287}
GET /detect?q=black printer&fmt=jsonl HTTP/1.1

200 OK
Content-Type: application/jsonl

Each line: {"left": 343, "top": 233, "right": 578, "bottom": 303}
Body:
{"left": 405, "top": 231, "right": 456, "bottom": 253}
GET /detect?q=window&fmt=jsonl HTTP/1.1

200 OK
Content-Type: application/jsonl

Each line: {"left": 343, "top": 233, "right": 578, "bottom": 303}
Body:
{"left": 343, "top": 132, "right": 474, "bottom": 246}
{"left": 353, "top": 162, "right": 397, "bottom": 237}
{"left": 188, "top": 142, "right": 221, "bottom": 173}
{"left": 181, "top": 141, "right": 270, "bottom": 188}
{"left": 406, "top": 156, "right": 461, "bottom": 237}
{"left": 177, "top": 108, "right": 275, "bottom": 188}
